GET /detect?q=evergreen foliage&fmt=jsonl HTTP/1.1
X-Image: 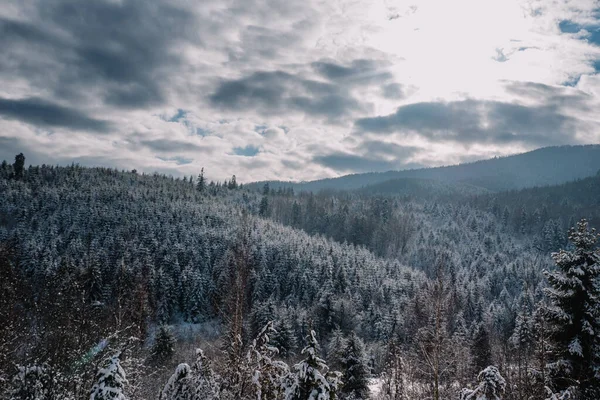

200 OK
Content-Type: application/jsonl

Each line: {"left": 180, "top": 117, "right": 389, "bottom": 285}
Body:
{"left": 90, "top": 353, "right": 128, "bottom": 400}
{"left": 152, "top": 325, "right": 176, "bottom": 362}
{"left": 340, "top": 333, "right": 370, "bottom": 399}
{"left": 544, "top": 220, "right": 600, "bottom": 398}
{"left": 283, "top": 330, "right": 342, "bottom": 400}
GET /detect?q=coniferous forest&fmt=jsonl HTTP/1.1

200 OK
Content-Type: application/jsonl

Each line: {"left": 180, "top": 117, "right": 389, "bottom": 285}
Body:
{"left": 1, "top": 149, "right": 600, "bottom": 400}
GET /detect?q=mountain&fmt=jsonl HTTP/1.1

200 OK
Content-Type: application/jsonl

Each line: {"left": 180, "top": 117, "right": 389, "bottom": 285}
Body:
{"left": 251, "top": 144, "right": 600, "bottom": 193}
{"left": 470, "top": 170, "right": 600, "bottom": 229}
{"left": 356, "top": 177, "right": 491, "bottom": 199}
{"left": 1, "top": 155, "right": 599, "bottom": 399}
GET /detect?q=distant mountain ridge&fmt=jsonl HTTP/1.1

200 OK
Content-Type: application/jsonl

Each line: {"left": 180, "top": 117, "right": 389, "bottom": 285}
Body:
{"left": 251, "top": 145, "right": 600, "bottom": 193}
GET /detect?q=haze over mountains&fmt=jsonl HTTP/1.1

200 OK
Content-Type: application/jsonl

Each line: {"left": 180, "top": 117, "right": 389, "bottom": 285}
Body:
{"left": 252, "top": 145, "right": 600, "bottom": 193}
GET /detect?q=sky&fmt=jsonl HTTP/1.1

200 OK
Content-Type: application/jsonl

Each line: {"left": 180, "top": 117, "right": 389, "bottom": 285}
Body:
{"left": 0, "top": 0, "right": 599, "bottom": 182}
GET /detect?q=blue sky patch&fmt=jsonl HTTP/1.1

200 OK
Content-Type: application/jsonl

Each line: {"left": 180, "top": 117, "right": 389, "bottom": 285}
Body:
{"left": 233, "top": 145, "right": 259, "bottom": 157}
{"left": 588, "top": 27, "right": 600, "bottom": 45}
{"left": 559, "top": 20, "right": 581, "bottom": 33}
{"left": 254, "top": 124, "right": 268, "bottom": 135}
{"left": 196, "top": 127, "right": 212, "bottom": 137}
{"left": 169, "top": 109, "right": 187, "bottom": 122}
{"left": 559, "top": 20, "right": 600, "bottom": 46}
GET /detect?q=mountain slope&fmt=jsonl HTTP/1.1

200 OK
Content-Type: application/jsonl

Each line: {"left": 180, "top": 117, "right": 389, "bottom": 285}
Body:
{"left": 252, "top": 144, "right": 600, "bottom": 193}
{"left": 470, "top": 171, "right": 600, "bottom": 230}
{"left": 356, "top": 177, "right": 491, "bottom": 198}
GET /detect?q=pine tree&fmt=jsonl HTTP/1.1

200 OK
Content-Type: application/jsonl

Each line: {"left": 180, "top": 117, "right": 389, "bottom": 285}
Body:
{"left": 190, "top": 349, "right": 219, "bottom": 400}
{"left": 9, "top": 364, "right": 57, "bottom": 400}
{"left": 459, "top": 366, "right": 506, "bottom": 400}
{"left": 544, "top": 219, "right": 600, "bottom": 398}
{"left": 259, "top": 183, "right": 270, "bottom": 217}
{"left": 509, "top": 309, "right": 535, "bottom": 399}
{"left": 228, "top": 175, "right": 237, "bottom": 189}
{"left": 197, "top": 169, "right": 206, "bottom": 192}
{"left": 271, "top": 317, "right": 298, "bottom": 359}
{"left": 90, "top": 353, "right": 128, "bottom": 400}
{"left": 340, "top": 333, "right": 370, "bottom": 399}
{"left": 159, "top": 364, "right": 193, "bottom": 400}
{"left": 291, "top": 201, "right": 302, "bottom": 227}
{"left": 284, "top": 330, "right": 342, "bottom": 400}
{"left": 259, "top": 196, "right": 270, "bottom": 218}
{"left": 13, "top": 153, "right": 25, "bottom": 180}
{"left": 531, "top": 302, "right": 552, "bottom": 395}
{"left": 153, "top": 325, "right": 176, "bottom": 362}
{"left": 326, "top": 328, "right": 347, "bottom": 372}
{"left": 472, "top": 324, "right": 492, "bottom": 373}
{"left": 247, "top": 321, "right": 290, "bottom": 400}
{"left": 413, "top": 261, "right": 454, "bottom": 400}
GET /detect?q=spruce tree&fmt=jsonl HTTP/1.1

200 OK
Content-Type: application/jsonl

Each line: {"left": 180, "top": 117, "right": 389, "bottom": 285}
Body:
{"left": 544, "top": 219, "right": 600, "bottom": 397}
{"left": 459, "top": 366, "right": 506, "bottom": 400}
{"left": 326, "top": 328, "right": 347, "bottom": 372}
{"left": 196, "top": 168, "right": 206, "bottom": 192}
{"left": 153, "top": 325, "right": 176, "bottom": 362}
{"left": 472, "top": 324, "right": 492, "bottom": 373}
{"left": 13, "top": 153, "right": 25, "bottom": 180}
{"left": 9, "top": 364, "right": 56, "bottom": 400}
{"left": 340, "top": 333, "right": 370, "bottom": 399}
{"left": 90, "top": 353, "right": 128, "bottom": 400}
{"left": 190, "top": 349, "right": 219, "bottom": 400}
{"left": 247, "top": 321, "right": 289, "bottom": 400}
{"left": 159, "top": 364, "right": 193, "bottom": 400}
{"left": 284, "top": 330, "right": 341, "bottom": 400}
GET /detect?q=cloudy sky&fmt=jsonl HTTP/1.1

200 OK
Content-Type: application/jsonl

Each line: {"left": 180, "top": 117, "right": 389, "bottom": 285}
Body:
{"left": 0, "top": 0, "right": 599, "bottom": 182}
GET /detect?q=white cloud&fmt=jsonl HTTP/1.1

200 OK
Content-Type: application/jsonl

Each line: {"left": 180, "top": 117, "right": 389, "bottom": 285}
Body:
{"left": 0, "top": 0, "right": 598, "bottom": 182}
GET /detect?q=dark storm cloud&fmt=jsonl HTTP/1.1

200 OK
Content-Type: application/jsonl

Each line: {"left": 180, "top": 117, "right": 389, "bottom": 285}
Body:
{"left": 0, "top": 0, "right": 197, "bottom": 109}
{"left": 140, "top": 139, "right": 213, "bottom": 153}
{"left": 311, "top": 59, "right": 393, "bottom": 84}
{"left": 360, "top": 141, "right": 419, "bottom": 158}
{"left": 313, "top": 152, "right": 399, "bottom": 172}
{"left": 354, "top": 99, "right": 578, "bottom": 146}
{"left": 313, "top": 150, "right": 421, "bottom": 173}
{"left": 0, "top": 97, "right": 110, "bottom": 132}
{"left": 209, "top": 70, "right": 363, "bottom": 119}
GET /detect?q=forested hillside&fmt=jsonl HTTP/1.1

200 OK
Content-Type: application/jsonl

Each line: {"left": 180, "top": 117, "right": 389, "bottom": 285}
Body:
{"left": 1, "top": 156, "right": 599, "bottom": 400}
{"left": 253, "top": 145, "right": 600, "bottom": 193}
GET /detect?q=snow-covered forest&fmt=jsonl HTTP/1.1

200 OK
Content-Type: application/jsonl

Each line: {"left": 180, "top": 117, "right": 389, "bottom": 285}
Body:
{"left": 1, "top": 153, "right": 599, "bottom": 400}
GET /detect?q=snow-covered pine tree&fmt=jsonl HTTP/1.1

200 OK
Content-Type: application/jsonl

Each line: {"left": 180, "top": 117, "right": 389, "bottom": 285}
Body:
{"left": 510, "top": 304, "right": 535, "bottom": 399}
{"left": 247, "top": 321, "right": 290, "bottom": 400}
{"left": 8, "top": 364, "right": 58, "bottom": 400}
{"left": 159, "top": 364, "right": 193, "bottom": 400}
{"left": 284, "top": 330, "right": 342, "bottom": 400}
{"left": 271, "top": 317, "right": 298, "bottom": 359}
{"left": 326, "top": 328, "right": 347, "bottom": 372}
{"left": 544, "top": 219, "right": 600, "bottom": 398}
{"left": 340, "top": 333, "right": 370, "bottom": 399}
{"left": 190, "top": 349, "right": 219, "bottom": 400}
{"left": 90, "top": 353, "right": 128, "bottom": 400}
{"left": 459, "top": 366, "right": 506, "bottom": 400}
